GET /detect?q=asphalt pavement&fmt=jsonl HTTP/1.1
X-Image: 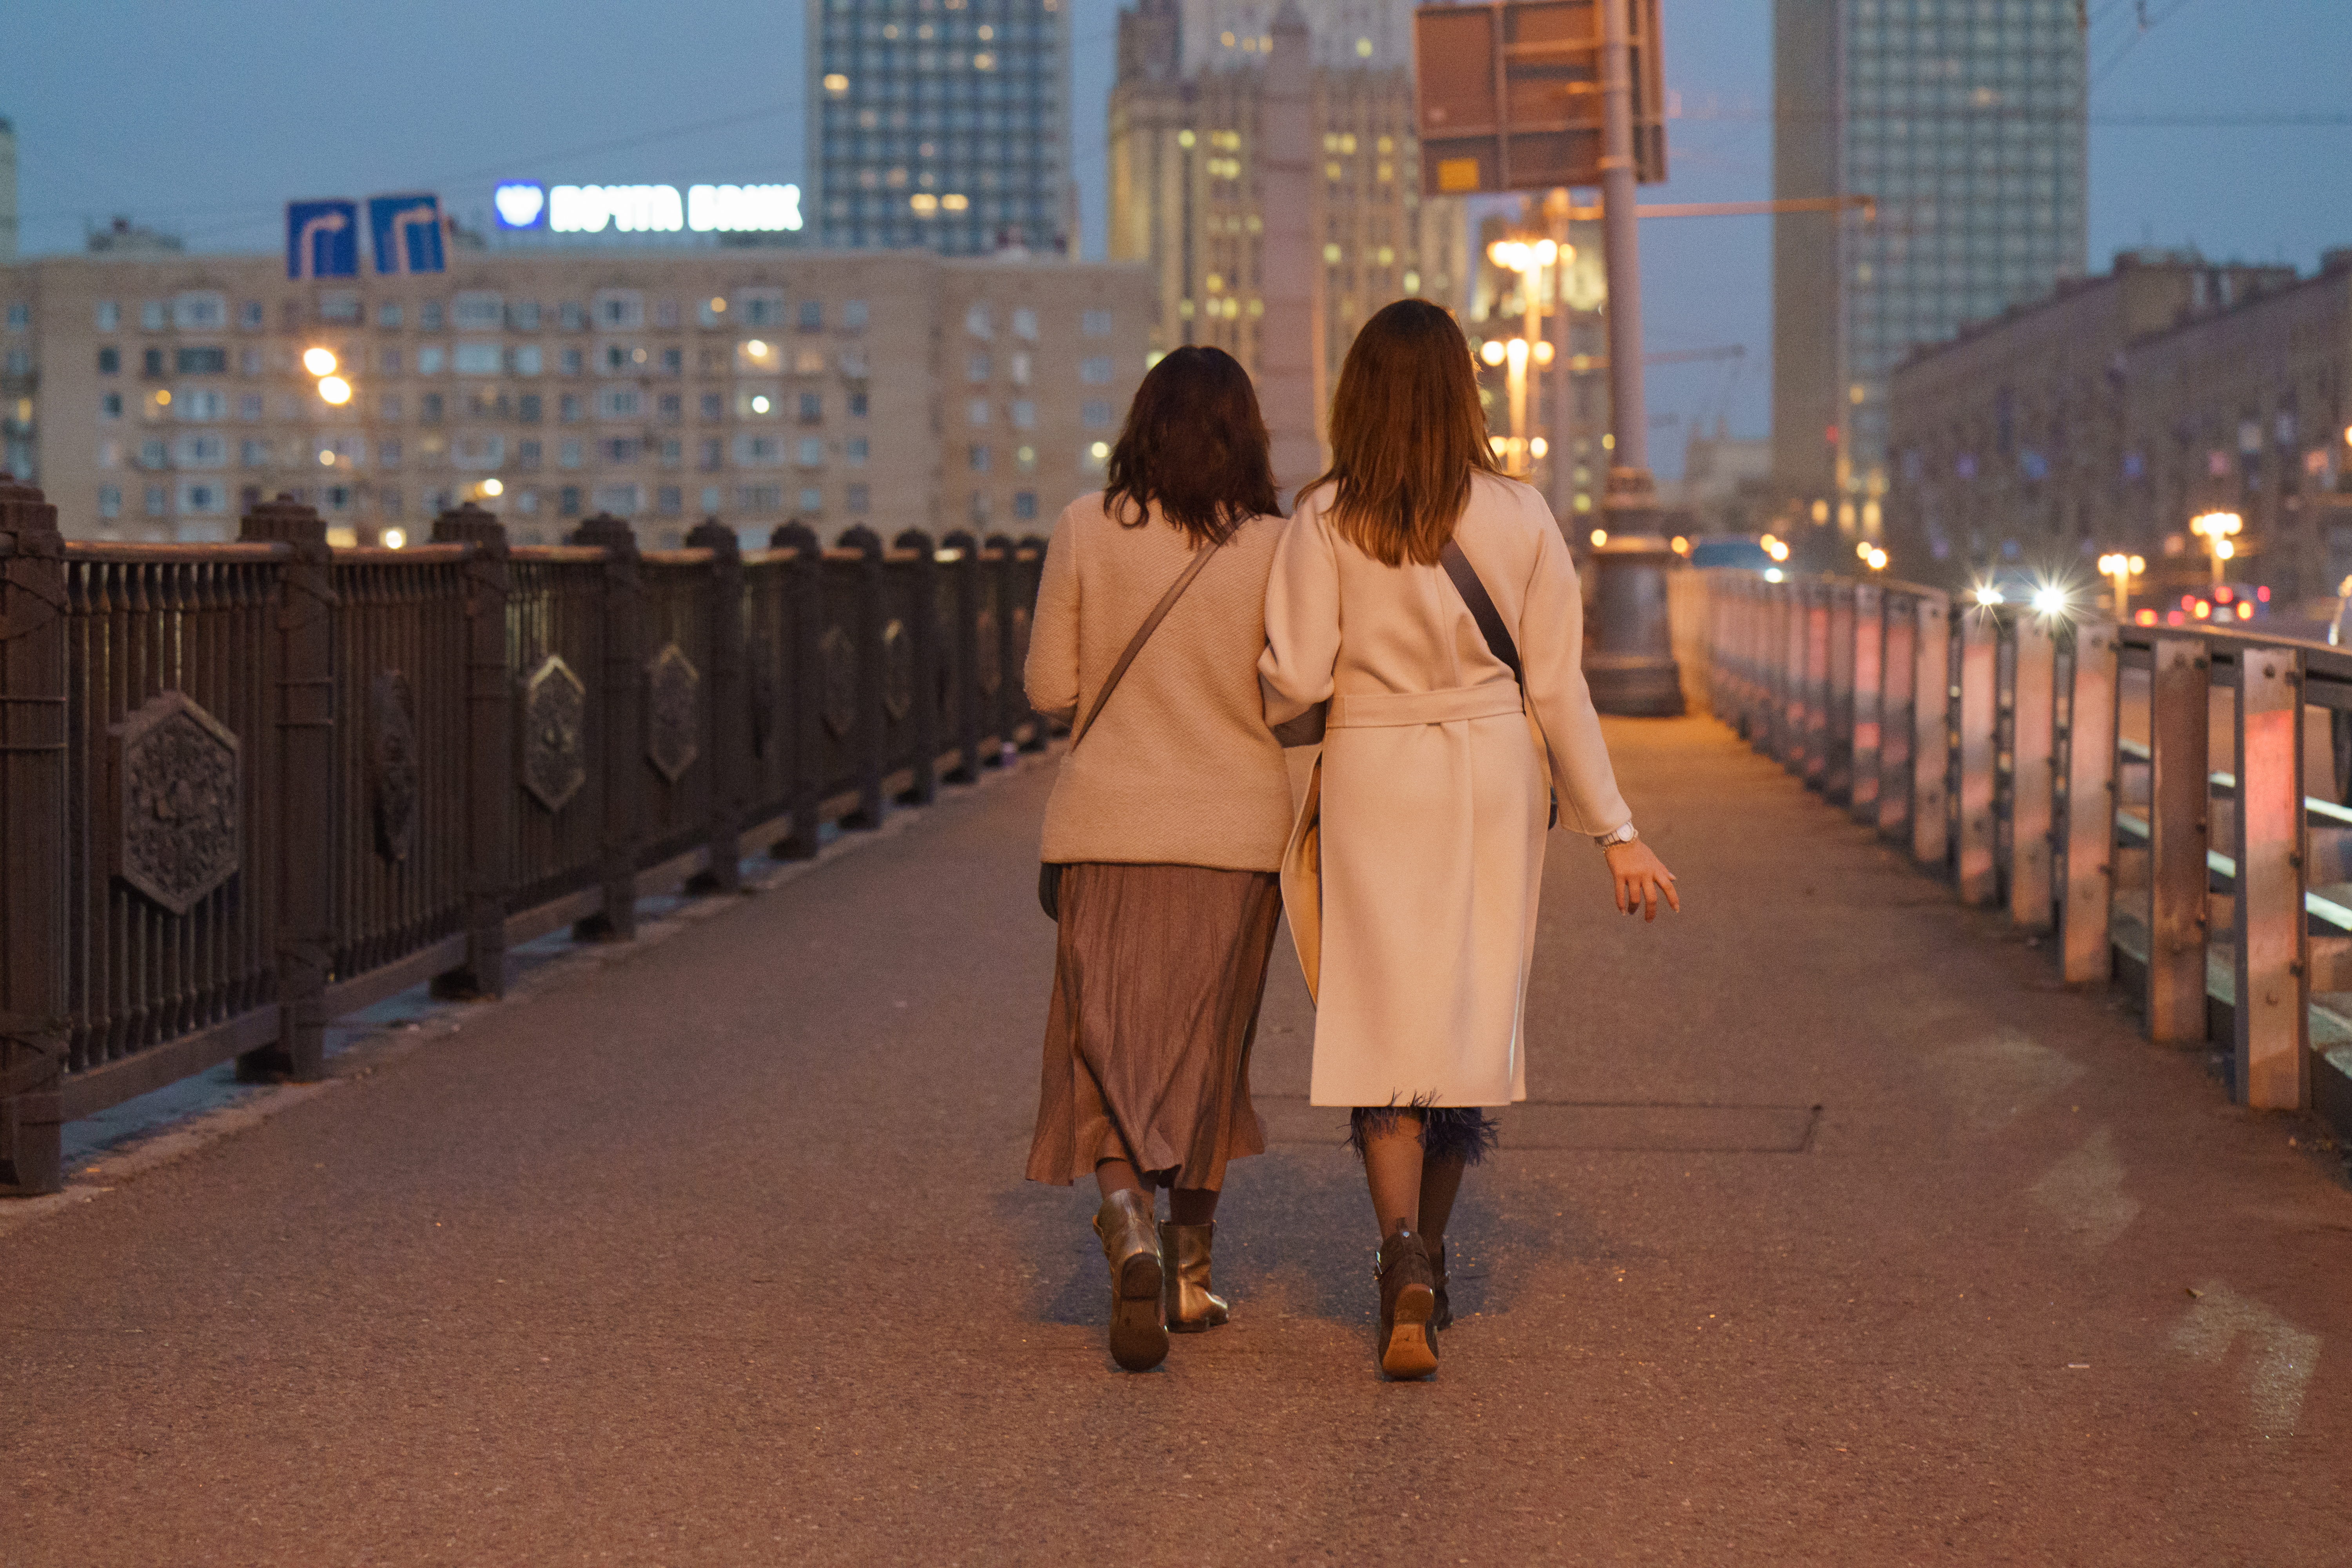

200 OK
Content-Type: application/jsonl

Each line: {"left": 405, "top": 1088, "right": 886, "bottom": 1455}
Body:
{"left": 4, "top": 716, "right": 2348, "bottom": 1564}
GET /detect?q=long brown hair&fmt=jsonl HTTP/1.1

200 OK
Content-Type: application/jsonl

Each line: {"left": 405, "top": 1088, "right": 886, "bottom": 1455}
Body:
{"left": 1307, "top": 299, "right": 1501, "bottom": 567}
{"left": 1101, "top": 345, "right": 1281, "bottom": 546}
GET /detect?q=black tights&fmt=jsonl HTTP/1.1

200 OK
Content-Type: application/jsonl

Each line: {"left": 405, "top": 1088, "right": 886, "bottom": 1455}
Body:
{"left": 1350, "top": 1106, "right": 1497, "bottom": 1242}
{"left": 1094, "top": 1158, "right": 1217, "bottom": 1226}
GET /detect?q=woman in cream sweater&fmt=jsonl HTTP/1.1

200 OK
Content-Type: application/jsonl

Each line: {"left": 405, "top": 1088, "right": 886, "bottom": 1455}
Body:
{"left": 1022, "top": 346, "right": 1296, "bottom": 1374}
{"left": 1261, "top": 300, "right": 1680, "bottom": 1379}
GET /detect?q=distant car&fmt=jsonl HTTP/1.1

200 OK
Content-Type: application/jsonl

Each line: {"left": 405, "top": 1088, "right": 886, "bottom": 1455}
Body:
{"left": 1687, "top": 536, "right": 1773, "bottom": 572}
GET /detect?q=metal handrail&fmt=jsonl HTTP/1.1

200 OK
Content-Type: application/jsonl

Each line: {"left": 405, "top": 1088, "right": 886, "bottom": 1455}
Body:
{"left": 1698, "top": 567, "right": 2347, "bottom": 1127}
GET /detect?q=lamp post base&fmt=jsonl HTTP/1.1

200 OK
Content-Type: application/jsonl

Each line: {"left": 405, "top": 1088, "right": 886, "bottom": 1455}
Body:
{"left": 1587, "top": 468, "right": 1685, "bottom": 717}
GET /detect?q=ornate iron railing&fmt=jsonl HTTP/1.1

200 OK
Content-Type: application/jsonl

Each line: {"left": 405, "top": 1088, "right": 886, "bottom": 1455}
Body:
{"left": 0, "top": 477, "right": 1045, "bottom": 1194}
{"left": 1703, "top": 569, "right": 2352, "bottom": 1142}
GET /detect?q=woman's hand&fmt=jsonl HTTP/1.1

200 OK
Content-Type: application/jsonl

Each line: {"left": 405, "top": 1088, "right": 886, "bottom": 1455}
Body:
{"left": 1604, "top": 839, "right": 1680, "bottom": 921}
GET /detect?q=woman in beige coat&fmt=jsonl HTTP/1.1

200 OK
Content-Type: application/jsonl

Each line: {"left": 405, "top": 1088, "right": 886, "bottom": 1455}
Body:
{"left": 1260, "top": 300, "right": 1679, "bottom": 1379}
{"left": 1023, "top": 347, "right": 1296, "bottom": 1374}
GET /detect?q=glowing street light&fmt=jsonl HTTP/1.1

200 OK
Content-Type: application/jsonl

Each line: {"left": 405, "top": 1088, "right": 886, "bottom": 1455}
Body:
{"left": 1485, "top": 234, "right": 1571, "bottom": 479}
{"left": 302, "top": 347, "right": 338, "bottom": 377}
{"left": 317, "top": 375, "right": 352, "bottom": 406}
{"left": 1867, "top": 548, "right": 1889, "bottom": 571}
{"left": 480, "top": 478, "right": 505, "bottom": 498}
{"left": 2097, "top": 552, "right": 2146, "bottom": 619}
{"left": 2190, "top": 510, "right": 2241, "bottom": 584}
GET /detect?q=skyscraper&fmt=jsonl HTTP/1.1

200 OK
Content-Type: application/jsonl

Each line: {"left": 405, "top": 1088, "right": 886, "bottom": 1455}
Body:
{"left": 809, "top": 0, "right": 1073, "bottom": 255}
{"left": 1106, "top": 0, "right": 1465, "bottom": 401}
{"left": 1771, "top": 0, "right": 2087, "bottom": 537}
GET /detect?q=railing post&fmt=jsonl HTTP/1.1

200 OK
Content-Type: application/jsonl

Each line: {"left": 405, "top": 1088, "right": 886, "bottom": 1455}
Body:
{"left": 894, "top": 528, "right": 941, "bottom": 806}
{"left": 1878, "top": 590, "right": 1915, "bottom": 842}
{"left": 1913, "top": 592, "right": 1951, "bottom": 867}
{"left": 238, "top": 495, "right": 335, "bottom": 1080}
{"left": 2234, "top": 644, "right": 2308, "bottom": 1107}
{"left": 939, "top": 530, "right": 985, "bottom": 781}
{"left": 1956, "top": 603, "right": 1999, "bottom": 902}
{"left": 1826, "top": 582, "right": 1855, "bottom": 802}
{"left": 770, "top": 522, "right": 823, "bottom": 859}
{"left": 431, "top": 502, "right": 512, "bottom": 997}
{"left": 1803, "top": 584, "right": 1831, "bottom": 789}
{"left": 686, "top": 517, "right": 745, "bottom": 893}
{"left": 0, "top": 477, "right": 69, "bottom": 1196}
{"left": 2010, "top": 610, "right": 2057, "bottom": 931}
{"left": 2147, "top": 636, "right": 2212, "bottom": 1043}
{"left": 1850, "top": 583, "right": 1882, "bottom": 822}
{"left": 1780, "top": 582, "right": 1805, "bottom": 770}
{"left": 840, "top": 524, "right": 888, "bottom": 828}
{"left": 2062, "top": 621, "right": 2119, "bottom": 984}
{"left": 573, "top": 513, "right": 642, "bottom": 940}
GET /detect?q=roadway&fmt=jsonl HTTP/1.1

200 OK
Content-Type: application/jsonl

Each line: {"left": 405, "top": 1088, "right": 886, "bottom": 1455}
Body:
{"left": 2, "top": 716, "right": 2347, "bottom": 1563}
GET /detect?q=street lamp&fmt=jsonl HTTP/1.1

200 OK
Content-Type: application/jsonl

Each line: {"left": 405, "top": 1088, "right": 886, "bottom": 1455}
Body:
{"left": 2097, "top": 552, "right": 2146, "bottom": 619}
{"left": 2190, "top": 511, "right": 2241, "bottom": 584}
{"left": 1486, "top": 236, "right": 1566, "bottom": 480}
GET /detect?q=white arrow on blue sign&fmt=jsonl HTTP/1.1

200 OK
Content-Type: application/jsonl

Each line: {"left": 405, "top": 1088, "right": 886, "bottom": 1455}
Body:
{"left": 368, "top": 194, "right": 446, "bottom": 276}
{"left": 285, "top": 200, "right": 360, "bottom": 280}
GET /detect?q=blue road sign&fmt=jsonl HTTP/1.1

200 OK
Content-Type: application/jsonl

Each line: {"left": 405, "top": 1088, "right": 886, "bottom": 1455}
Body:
{"left": 367, "top": 193, "right": 446, "bottom": 276}
{"left": 285, "top": 200, "right": 359, "bottom": 280}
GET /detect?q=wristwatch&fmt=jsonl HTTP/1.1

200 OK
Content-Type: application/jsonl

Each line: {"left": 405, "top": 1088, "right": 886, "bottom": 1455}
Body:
{"left": 1593, "top": 822, "right": 1639, "bottom": 849}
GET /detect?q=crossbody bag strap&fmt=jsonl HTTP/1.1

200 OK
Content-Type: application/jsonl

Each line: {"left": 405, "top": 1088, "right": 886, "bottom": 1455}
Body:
{"left": 1069, "top": 534, "right": 1223, "bottom": 750}
{"left": 1441, "top": 535, "right": 1558, "bottom": 827}
{"left": 1438, "top": 537, "right": 1523, "bottom": 685}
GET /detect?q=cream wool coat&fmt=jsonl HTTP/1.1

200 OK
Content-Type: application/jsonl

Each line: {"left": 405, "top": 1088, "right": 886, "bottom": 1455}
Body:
{"left": 1258, "top": 471, "right": 1632, "bottom": 1108}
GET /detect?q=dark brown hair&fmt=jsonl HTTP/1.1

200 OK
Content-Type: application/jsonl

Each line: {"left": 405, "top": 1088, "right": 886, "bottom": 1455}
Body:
{"left": 1101, "top": 345, "right": 1281, "bottom": 546}
{"left": 1306, "top": 299, "right": 1501, "bottom": 567}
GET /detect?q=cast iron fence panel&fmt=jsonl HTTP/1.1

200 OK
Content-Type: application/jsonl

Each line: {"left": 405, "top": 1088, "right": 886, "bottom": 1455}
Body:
{"left": 61, "top": 545, "right": 285, "bottom": 1076}
{"left": 504, "top": 547, "right": 613, "bottom": 919}
{"left": 329, "top": 546, "right": 472, "bottom": 980}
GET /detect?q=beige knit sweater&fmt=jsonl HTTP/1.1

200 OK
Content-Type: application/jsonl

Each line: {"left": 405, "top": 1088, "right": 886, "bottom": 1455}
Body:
{"left": 1025, "top": 493, "right": 1296, "bottom": 871}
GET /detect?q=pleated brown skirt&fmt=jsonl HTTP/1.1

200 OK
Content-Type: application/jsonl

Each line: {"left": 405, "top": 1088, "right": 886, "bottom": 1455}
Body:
{"left": 1025, "top": 861, "right": 1283, "bottom": 1192}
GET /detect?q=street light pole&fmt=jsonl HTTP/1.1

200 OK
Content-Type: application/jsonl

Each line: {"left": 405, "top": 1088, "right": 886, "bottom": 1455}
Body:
{"left": 1597, "top": 0, "right": 1650, "bottom": 492}
{"left": 1583, "top": 0, "right": 1681, "bottom": 716}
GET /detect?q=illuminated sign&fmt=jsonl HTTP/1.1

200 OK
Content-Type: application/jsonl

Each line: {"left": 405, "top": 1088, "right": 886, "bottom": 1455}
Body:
{"left": 493, "top": 182, "right": 801, "bottom": 234}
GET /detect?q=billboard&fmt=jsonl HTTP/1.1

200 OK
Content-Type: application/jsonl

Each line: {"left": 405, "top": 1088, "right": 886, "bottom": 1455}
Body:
{"left": 1415, "top": 0, "right": 1667, "bottom": 197}
{"left": 491, "top": 181, "right": 802, "bottom": 235}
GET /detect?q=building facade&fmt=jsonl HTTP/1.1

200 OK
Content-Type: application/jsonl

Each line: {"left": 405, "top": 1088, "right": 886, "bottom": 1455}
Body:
{"left": 1106, "top": 0, "right": 1464, "bottom": 396}
{"left": 0, "top": 248, "right": 1149, "bottom": 546}
{"left": 1772, "top": 0, "right": 2087, "bottom": 536}
{"left": 809, "top": 0, "right": 1074, "bottom": 256}
{"left": 1885, "top": 250, "right": 2350, "bottom": 604}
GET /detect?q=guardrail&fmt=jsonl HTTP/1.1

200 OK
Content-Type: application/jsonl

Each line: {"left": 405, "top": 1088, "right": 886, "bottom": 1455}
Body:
{"left": 0, "top": 476, "right": 1047, "bottom": 1194}
{"left": 1704, "top": 569, "right": 2352, "bottom": 1140}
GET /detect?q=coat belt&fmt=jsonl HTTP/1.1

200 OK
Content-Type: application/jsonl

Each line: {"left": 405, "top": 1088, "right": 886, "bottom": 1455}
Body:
{"left": 1327, "top": 683, "right": 1524, "bottom": 729}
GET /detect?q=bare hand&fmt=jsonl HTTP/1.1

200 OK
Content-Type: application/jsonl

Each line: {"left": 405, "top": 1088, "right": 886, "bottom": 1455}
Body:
{"left": 1604, "top": 839, "right": 1680, "bottom": 921}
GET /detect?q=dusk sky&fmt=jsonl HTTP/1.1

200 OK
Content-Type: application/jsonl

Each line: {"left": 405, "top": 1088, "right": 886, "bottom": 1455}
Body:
{"left": 8, "top": 0, "right": 2345, "bottom": 476}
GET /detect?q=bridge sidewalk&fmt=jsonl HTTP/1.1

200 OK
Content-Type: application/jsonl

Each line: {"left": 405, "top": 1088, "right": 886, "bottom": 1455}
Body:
{"left": 3, "top": 717, "right": 2348, "bottom": 1563}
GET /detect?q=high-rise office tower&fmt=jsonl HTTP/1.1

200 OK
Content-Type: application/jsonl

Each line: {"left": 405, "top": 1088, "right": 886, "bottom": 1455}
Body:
{"left": 809, "top": 0, "right": 1073, "bottom": 255}
{"left": 1107, "top": 0, "right": 1465, "bottom": 400}
{"left": 1771, "top": 0, "right": 2086, "bottom": 535}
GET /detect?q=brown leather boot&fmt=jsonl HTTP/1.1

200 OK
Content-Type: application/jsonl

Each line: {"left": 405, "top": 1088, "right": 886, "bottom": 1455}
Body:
{"left": 1160, "top": 1221, "right": 1230, "bottom": 1332}
{"left": 1375, "top": 1227, "right": 1438, "bottom": 1379}
{"left": 1425, "top": 1234, "right": 1452, "bottom": 1330}
{"left": 1093, "top": 1190, "right": 1167, "bottom": 1372}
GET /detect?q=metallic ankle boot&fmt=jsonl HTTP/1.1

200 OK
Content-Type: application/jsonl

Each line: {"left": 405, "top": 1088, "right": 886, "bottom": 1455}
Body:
{"left": 1093, "top": 1190, "right": 1167, "bottom": 1372}
{"left": 1374, "top": 1228, "right": 1438, "bottom": 1380}
{"left": 1160, "top": 1221, "right": 1229, "bottom": 1332}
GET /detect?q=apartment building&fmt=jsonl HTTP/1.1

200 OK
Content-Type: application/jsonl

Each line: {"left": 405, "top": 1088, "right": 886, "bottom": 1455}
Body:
{"left": 1884, "top": 249, "right": 2350, "bottom": 603}
{"left": 0, "top": 247, "right": 1149, "bottom": 546}
{"left": 1106, "top": 0, "right": 1464, "bottom": 388}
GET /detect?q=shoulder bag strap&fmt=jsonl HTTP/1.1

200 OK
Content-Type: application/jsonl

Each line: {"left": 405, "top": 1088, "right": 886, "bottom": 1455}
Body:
{"left": 1441, "top": 535, "right": 1557, "bottom": 826}
{"left": 1068, "top": 535, "right": 1223, "bottom": 750}
{"left": 1439, "top": 537, "right": 1524, "bottom": 685}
